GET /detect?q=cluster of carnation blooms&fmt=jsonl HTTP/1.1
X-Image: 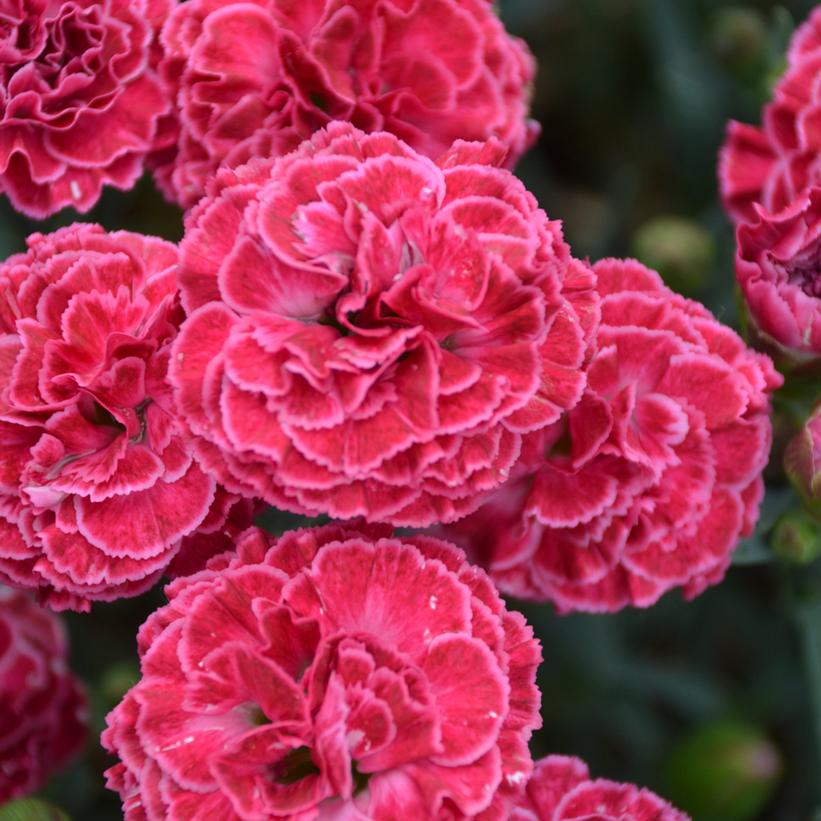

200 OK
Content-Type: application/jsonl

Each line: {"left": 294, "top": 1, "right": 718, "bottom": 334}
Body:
{"left": 720, "top": 6, "right": 821, "bottom": 522}
{"left": 0, "top": 0, "right": 810, "bottom": 816}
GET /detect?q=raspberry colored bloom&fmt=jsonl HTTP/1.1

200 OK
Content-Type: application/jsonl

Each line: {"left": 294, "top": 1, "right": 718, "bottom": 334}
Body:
{"left": 720, "top": 7, "right": 821, "bottom": 223}
{"left": 0, "top": 586, "right": 86, "bottom": 801}
{"left": 0, "top": 0, "right": 172, "bottom": 218}
{"left": 151, "top": 0, "right": 538, "bottom": 208}
{"left": 103, "top": 523, "right": 542, "bottom": 820}
{"left": 445, "top": 258, "right": 781, "bottom": 612}
{"left": 511, "top": 756, "right": 689, "bottom": 821}
{"left": 0, "top": 224, "right": 218, "bottom": 611}
{"left": 171, "top": 124, "right": 598, "bottom": 526}
{"left": 735, "top": 187, "right": 821, "bottom": 356}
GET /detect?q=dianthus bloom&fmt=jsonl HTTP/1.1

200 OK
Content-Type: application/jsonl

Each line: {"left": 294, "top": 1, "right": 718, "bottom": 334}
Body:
{"left": 151, "top": 0, "right": 538, "bottom": 208}
{"left": 720, "top": 7, "right": 821, "bottom": 223}
{"left": 736, "top": 187, "right": 821, "bottom": 356}
{"left": 0, "top": 0, "right": 172, "bottom": 218}
{"left": 0, "top": 586, "right": 86, "bottom": 801}
{"left": 511, "top": 756, "right": 689, "bottom": 821}
{"left": 171, "top": 123, "right": 598, "bottom": 526}
{"left": 0, "top": 224, "right": 220, "bottom": 611}
{"left": 445, "top": 258, "right": 781, "bottom": 612}
{"left": 103, "top": 523, "right": 542, "bottom": 820}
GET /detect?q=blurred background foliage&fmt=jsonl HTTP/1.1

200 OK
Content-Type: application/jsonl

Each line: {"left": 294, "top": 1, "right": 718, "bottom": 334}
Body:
{"left": 4, "top": 0, "right": 821, "bottom": 819}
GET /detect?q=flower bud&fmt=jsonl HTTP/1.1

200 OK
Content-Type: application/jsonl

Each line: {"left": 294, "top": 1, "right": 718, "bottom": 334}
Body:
{"left": 665, "top": 721, "right": 782, "bottom": 821}
{"left": 710, "top": 7, "right": 768, "bottom": 74}
{"left": 784, "top": 408, "right": 821, "bottom": 517}
{"left": 772, "top": 509, "right": 821, "bottom": 564}
{"left": 99, "top": 663, "right": 140, "bottom": 710}
{"left": 632, "top": 216, "right": 715, "bottom": 294}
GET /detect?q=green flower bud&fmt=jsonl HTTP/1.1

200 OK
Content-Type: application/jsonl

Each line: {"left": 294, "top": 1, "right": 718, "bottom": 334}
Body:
{"left": 784, "top": 407, "right": 821, "bottom": 518}
{"left": 710, "top": 7, "right": 768, "bottom": 73}
{"left": 632, "top": 216, "right": 715, "bottom": 294}
{"left": 665, "top": 720, "right": 782, "bottom": 821}
{"left": 772, "top": 509, "right": 821, "bottom": 565}
{"left": 99, "top": 662, "right": 139, "bottom": 708}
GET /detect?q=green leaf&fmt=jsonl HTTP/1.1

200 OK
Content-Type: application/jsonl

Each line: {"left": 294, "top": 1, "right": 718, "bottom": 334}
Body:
{"left": 732, "top": 533, "right": 775, "bottom": 566}
{"left": 0, "top": 799, "right": 70, "bottom": 821}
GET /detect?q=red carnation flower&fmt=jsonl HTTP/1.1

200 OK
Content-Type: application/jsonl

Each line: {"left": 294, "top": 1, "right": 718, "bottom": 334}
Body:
{"left": 151, "top": 0, "right": 538, "bottom": 208}
{"left": 170, "top": 124, "right": 598, "bottom": 526}
{"left": 720, "top": 8, "right": 821, "bottom": 223}
{"left": 0, "top": 224, "right": 220, "bottom": 611}
{"left": 736, "top": 187, "right": 821, "bottom": 356}
{"left": 0, "top": 0, "right": 172, "bottom": 218}
{"left": 103, "top": 523, "right": 542, "bottom": 820}
{"left": 0, "top": 586, "right": 86, "bottom": 801}
{"left": 444, "top": 258, "right": 781, "bottom": 612}
{"left": 511, "top": 756, "right": 689, "bottom": 821}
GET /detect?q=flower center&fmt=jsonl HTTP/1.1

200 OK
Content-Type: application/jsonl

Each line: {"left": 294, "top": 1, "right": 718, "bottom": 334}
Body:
{"left": 352, "top": 761, "right": 371, "bottom": 796}
{"left": 77, "top": 393, "right": 150, "bottom": 442}
{"left": 78, "top": 394, "right": 125, "bottom": 431}
{"left": 782, "top": 238, "right": 821, "bottom": 298}
{"left": 267, "top": 743, "right": 370, "bottom": 796}
{"left": 789, "top": 265, "right": 821, "bottom": 298}
{"left": 248, "top": 693, "right": 374, "bottom": 797}
{"left": 270, "top": 746, "right": 320, "bottom": 786}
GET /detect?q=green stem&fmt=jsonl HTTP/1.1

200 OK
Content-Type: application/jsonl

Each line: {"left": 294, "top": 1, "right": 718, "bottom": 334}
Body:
{"left": 795, "top": 595, "right": 821, "bottom": 771}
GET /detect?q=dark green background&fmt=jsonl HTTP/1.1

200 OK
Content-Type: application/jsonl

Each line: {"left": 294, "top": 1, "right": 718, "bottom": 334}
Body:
{"left": 3, "top": 1, "right": 821, "bottom": 819}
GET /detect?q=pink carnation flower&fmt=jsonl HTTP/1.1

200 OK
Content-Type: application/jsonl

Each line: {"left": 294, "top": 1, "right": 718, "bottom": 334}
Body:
{"left": 171, "top": 123, "right": 598, "bottom": 526}
{"left": 720, "top": 7, "right": 821, "bottom": 223}
{"left": 103, "top": 523, "right": 542, "bottom": 820}
{"left": 0, "top": 586, "right": 86, "bottom": 801}
{"left": 0, "top": 224, "right": 221, "bottom": 611}
{"left": 445, "top": 258, "right": 781, "bottom": 612}
{"left": 151, "top": 0, "right": 538, "bottom": 208}
{"left": 736, "top": 187, "right": 821, "bottom": 356}
{"left": 0, "top": 0, "right": 173, "bottom": 218}
{"left": 511, "top": 756, "right": 689, "bottom": 821}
